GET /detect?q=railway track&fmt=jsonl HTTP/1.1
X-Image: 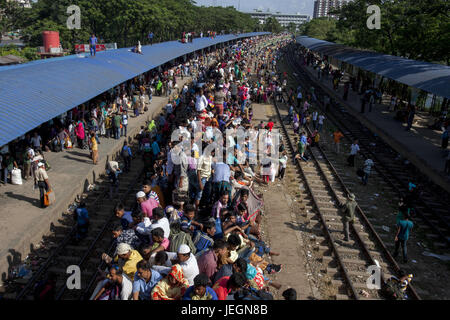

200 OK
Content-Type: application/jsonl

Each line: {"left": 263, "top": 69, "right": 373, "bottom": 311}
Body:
{"left": 271, "top": 83, "right": 420, "bottom": 299}
{"left": 284, "top": 44, "right": 450, "bottom": 250}
{"left": 11, "top": 141, "right": 143, "bottom": 300}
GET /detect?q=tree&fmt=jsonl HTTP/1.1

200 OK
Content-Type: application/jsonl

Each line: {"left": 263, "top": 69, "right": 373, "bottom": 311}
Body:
{"left": 264, "top": 17, "right": 282, "bottom": 34}
{"left": 0, "top": 0, "right": 31, "bottom": 42}
{"left": 285, "top": 22, "right": 297, "bottom": 34}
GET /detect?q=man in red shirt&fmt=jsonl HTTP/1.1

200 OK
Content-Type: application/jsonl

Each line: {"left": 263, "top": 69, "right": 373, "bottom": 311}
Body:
{"left": 212, "top": 273, "right": 247, "bottom": 300}
{"left": 196, "top": 239, "right": 227, "bottom": 283}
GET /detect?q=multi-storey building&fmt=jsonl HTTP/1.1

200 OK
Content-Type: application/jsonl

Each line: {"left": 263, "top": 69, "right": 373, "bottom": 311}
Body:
{"left": 313, "top": 0, "right": 353, "bottom": 19}
{"left": 249, "top": 12, "right": 311, "bottom": 30}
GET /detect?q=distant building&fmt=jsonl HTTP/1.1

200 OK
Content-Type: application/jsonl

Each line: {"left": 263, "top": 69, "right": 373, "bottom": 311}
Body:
{"left": 7, "top": 0, "right": 32, "bottom": 8}
{"left": 313, "top": 0, "right": 353, "bottom": 19}
{"left": 249, "top": 11, "right": 311, "bottom": 30}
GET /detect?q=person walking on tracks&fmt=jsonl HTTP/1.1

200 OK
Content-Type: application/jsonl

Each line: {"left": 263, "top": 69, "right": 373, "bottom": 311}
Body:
{"left": 393, "top": 212, "right": 413, "bottom": 263}
{"left": 35, "top": 162, "right": 51, "bottom": 208}
{"left": 347, "top": 139, "right": 360, "bottom": 167}
{"left": 333, "top": 129, "right": 344, "bottom": 154}
{"left": 341, "top": 193, "right": 357, "bottom": 242}
{"left": 361, "top": 158, "right": 374, "bottom": 185}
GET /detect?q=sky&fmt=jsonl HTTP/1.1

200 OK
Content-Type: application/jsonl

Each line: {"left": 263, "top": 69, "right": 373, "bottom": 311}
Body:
{"left": 193, "top": 0, "right": 314, "bottom": 16}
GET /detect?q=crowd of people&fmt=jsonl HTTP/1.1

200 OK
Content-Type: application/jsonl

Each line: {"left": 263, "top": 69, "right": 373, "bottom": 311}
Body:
{"left": 66, "top": 34, "right": 301, "bottom": 301}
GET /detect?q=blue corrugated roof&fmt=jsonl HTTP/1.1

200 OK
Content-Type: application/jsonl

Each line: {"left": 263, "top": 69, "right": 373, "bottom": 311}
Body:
{"left": 0, "top": 32, "right": 270, "bottom": 147}
{"left": 296, "top": 36, "right": 450, "bottom": 99}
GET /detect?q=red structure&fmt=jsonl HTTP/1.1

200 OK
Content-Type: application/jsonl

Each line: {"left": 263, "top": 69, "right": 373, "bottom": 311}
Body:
{"left": 42, "top": 31, "right": 60, "bottom": 53}
{"left": 39, "top": 31, "right": 65, "bottom": 58}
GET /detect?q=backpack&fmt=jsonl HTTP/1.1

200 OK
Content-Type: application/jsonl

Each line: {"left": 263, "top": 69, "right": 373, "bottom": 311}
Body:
{"left": 169, "top": 230, "right": 197, "bottom": 254}
{"left": 380, "top": 278, "right": 406, "bottom": 300}
{"left": 233, "top": 287, "right": 274, "bottom": 300}
{"left": 121, "top": 146, "right": 131, "bottom": 158}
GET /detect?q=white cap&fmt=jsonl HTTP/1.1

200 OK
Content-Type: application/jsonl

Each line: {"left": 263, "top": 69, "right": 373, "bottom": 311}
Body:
{"left": 136, "top": 191, "right": 146, "bottom": 199}
{"left": 37, "top": 162, "right": 45, "bottom": 167}
{"left": 116, "top": 243, "right": 132, "bottom": 255}
{"left": 178, "top": 244, "right": 190, "bottom": 254}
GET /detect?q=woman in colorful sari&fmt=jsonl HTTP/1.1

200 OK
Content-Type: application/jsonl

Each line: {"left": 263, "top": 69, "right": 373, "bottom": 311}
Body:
{"left": 151, "top": 264, "right": 189, "bottom": 300}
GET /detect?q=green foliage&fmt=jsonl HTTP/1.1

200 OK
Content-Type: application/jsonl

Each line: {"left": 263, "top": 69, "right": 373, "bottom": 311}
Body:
{"left": 11, "top": 0, "right": 258, "bottom": 51}
{"left": 285, "top": 22, "right": 297, "bottom": 34}
{"left": 264, "top": 17, "right": 282, "bottom": 34}
{"left": 299, "top": 0, "right": 450, "bottom": 65}
{"left": 0, "top": 45, "right": 39, "bottom": 62}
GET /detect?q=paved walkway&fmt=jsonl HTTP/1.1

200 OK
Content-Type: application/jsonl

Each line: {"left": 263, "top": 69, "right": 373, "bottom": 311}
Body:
{"left": 0, "top": 77, "right": 191, "bottom": 282}
{"left": 301, "top": 63, "right": 450, "bottom": 193}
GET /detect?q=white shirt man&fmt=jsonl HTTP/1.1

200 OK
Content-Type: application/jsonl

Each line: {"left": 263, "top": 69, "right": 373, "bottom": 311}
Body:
{"left": 31, "top": 134, "right": 42, "bottom": 149}
{"left": 118, "top": 274, "right": 133, "bottom": 300}
{"left": 177, "top": 245, "right": 199, "bottom": 286}
{"left": 195, "top": 94, "right": 208, "bottom": 112}
{"left": 149, "top": 217, "right": 171, "bottom": 238}
{"left": 165, "top": 103, "right": 173, "bottom": 114}
{"left": 312, "top": 111, "right": 318, "bottom": 122}
{"left": 350, "top": 143, "right": 360, "bottom": 155}
{"left": 318, "top": 115, "right": 325, "bottom": 125}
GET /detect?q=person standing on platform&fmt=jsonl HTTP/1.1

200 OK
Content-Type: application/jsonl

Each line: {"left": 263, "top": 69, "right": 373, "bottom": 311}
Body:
{"left": 347, "top": 139, "right": 359, "bottom": 167}
{"left": 35, "top": 162, "right": 50, "bottom": 208}
{"left": 90, "top": 131, "right": 98, "bottom": 165}
{"left": 405, "top": 104, "right": 415, "bottom": 131}
{"left": 148, "top": 32, "right": 154, "bottom": 45}
{"left": 360, "top": 92, "right": 367, "bottom": 113}
{"left": 121, "top": 111, "right": 128, "bottom": 137}
{"left": 343, "top": 82, "right": 349, "bottom": 101}
{"left": 114, "top": 113, "right": 122, "bottom": 139}
{"left": 368, "top": 90, "right": 375, "bottom": 112}
{"left": 89, "top": 34, "right": 98, "bottom": 57}
{"left": 444, "top": 152, "right": 450, "bottom": 175}
{"left": 441, "top": 126, "right": 448, "bottom": 150}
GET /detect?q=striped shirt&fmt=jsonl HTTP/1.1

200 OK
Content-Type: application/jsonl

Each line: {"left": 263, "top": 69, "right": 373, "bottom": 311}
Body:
{"left": 193, "top": 231, "right": 214, "bottom": 256}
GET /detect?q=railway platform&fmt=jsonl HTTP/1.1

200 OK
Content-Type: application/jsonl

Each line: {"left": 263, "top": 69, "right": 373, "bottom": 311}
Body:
{"left": 0, "top": 78, "right": 190, "bottom": 285}
{"left": 300, "top": 63, "right": 450, "bottom": 194}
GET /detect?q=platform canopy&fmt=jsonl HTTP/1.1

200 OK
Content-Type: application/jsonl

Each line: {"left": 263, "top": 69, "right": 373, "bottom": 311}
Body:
{"left": 296, "top": 36, "right": 450, "bottom": 100}
{"left": 0, "top": 32, "right": 270, "bottom": 147}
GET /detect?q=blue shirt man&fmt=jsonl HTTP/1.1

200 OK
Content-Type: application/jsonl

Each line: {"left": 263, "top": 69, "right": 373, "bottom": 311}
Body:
{"left": 89, "top": 34, "right": 98, "bottom": 56}
{"left": 397, "top": 219, "right": 413, "bottom": 241}
{"left": 212, "top": 162, "right": 230, "bottom": 183}
{"left": 300, "top": 134, "right": 308, "bottom": 146}
{"left": 151, "top": 140, "right": 160, "bottom": 156}
{"left": 121, "top": 211, "right": 133, "bottom": 230}
{"left": 394, "top": 215, "right": 413, "bottom": 263}
{"left": 133, "top": 268, "right": 163, "bottom": 300}
{"left": 148, "top": 32, "right": 154, "bottom": 45}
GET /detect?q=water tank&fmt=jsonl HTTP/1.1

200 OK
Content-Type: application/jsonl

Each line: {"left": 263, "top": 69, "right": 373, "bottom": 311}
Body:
{"left": 42, "top": 31, "right": 60, "bottom": 53}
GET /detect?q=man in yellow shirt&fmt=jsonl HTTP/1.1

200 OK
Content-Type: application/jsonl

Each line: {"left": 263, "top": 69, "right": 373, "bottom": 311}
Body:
{"left": 101, "top": 243, "right": 142, "bottom": 281}
{"left": 90, "top": 131, "right": 98, "bottom": 164}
